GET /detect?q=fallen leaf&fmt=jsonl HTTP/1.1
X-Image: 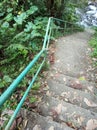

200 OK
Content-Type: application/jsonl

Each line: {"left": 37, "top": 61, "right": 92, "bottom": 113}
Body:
{"left": 70, "top": 81, "right": 82, "bottom": 89}
{"left": 46, "top": 91, "right": 51, "bottom": 96}
{"left": 64, "top": 98, "right": 69, "bottom": 102}
{"left": 87, "top": 86, "right": 93, "bottom": 93}
{"left": 63, "top": 78, "right": 66, "bottom": 82}
{"left": 2, "top": 109, "right": 14, "bottom": 116}
{"left": 86, "top": 119, "right": 97, "bottom": 130}
{"left": 54, "top": 73, "right": 59, "bottom": 77}
{"left": 51, "top": 104, "right": 62, "bottom": 118}
{"left": 24, "top": 119, "right": 28, "bottom": 128}
{"left": 48, "top": 126, "right": 54, "bottom": 130}
{"left": 43, "top": 85, "right": 49, "bottom": 91}
{"left": 79, "top": 76, "right": 86, "bottom": 81}
{"left": 47, "top": 102, "right": 49, "bottom": 106}
{"left": 50, "top": 73, "right": 54, "bottom": 77}
{"left": 49, "top": 52, "right": 54, "bottom": 64}
{"left": 10, "top": 116, "right": 22, "bottom": 130}
{"left": 55, "top": 104, "right": 62, "bottom": 114}
{"left": 56, "top": 60, "right": 60, "bottom": 63}
{"left": 77, "top": 116, "right": 84, "bottom": 125}
{"left": 75, "top": 80, "right": 80, "bottom": 84}
{"left": 84, "top": 98, "right": 97, "bottom": 107}
{"left": 33, "top": 125, "right": 42, "bottom": 130}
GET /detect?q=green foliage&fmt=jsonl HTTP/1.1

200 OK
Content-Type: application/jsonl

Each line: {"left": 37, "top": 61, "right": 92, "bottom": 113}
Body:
{"left": 89, "top": 37, "right": 97, "bottom": 58}
{"left": 14, "top": 6, "right": 38, "bottom": 25}
{"left": 0, "top": 3, "right": 46, "bottom": 111}
{"left": 0, "top": 3, "right": 48, "bottom": 66}
{"left": 32, "top": 82, "right": 40, "bottom": 90}
{"left": 89, "top": 29, "right": 97, "bottom": 65}
{"left": 29, "top": 97, "right": 37, "bottom": 103}
{"left": 64, "top": 2, "right": 78, "bottom": 22}
{"left": 0, "top": 75, "right": 12, "bottom": 89}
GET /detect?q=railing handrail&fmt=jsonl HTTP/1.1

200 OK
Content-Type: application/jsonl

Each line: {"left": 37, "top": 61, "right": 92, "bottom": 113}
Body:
{"left": 0, "top": 17, "right": 53, "bottom": 107}
{"left": 0, "top": 49, "right": 44, "bottom": 107}
{"left": 0, "top": 17, "right": 54, "bottom": 130}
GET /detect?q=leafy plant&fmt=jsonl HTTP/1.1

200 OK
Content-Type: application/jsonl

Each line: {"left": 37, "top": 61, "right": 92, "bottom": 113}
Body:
{"left": 64, "top": 2, "right": 78, "bottom": 23}
{"left": 89, "top": 29, "right": 97, "bottom": 64}
{"left": 14, "top": 6, "right": 38, "bottom": 25}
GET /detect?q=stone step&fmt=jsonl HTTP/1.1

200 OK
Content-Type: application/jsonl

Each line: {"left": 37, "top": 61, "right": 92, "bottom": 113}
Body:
{"left": 47, "top": 71, "right": 97, "bottom": 95}
{"left": 46, "top": 79, "right": 97, "bottom": 113}
{"left": 38, "top": 96, "right": 97, "bottom": 129}
{"left": 20, "top": 109, "right": 74, "bottom": 130}
{"left": 50, "top": 31, "right": 96, "bottom": 83}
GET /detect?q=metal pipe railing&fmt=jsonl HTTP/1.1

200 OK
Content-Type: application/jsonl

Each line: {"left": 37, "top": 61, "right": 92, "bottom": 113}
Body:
{"left": 0, "top": 49, "right": 44, "bottom": 107}
{"left": 5, "top": 58, "right": 45, "bottom": 130}
{"left": 0, "top": 18, "right": 53, "bottom": 107}
{"left": 42, "top": 17, "right": 52, "bottom": 49}
{"left": 0, "top": 17, "right": 53, "bottom": 130}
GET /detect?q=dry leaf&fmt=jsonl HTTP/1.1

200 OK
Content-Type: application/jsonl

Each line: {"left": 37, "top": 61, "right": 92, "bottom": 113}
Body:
{"left": 10, "top": 116, "right": 22, "bottom": 130}
{"left": 51, "top": 104, "right": 62, "bottom": 118}
{"left": 46, "top": 91, "right": 51, "bottom": 96}
{"left": 48, "top": 126, "right": 54, "bottom": 130}
{"left": 64, "top": 98, "right": 69, "bottom": 102}
{"left": 24, "top": 119, "right": 28, "bottom": 128}
{"left": 79, "top": 76, "right": 86, "bottom": 81}
{"left": 33, "top": 125, "right": 42, "bottom": 130}
{"left": 87, "top": 86, "right": 93, "bottom": 93}
{"left": 86, "top": 119, "right": 97, "bottom": 130}
{"left": 55, "top": 104, "right": 62, "bottom": 114}
{"left": 61, "top": 92, "right": 65, "bottom": 97}
{"left": 2, "top": 109, "right": 14, "bottom": 116}
{"left": 77, "top": 117, "right": 84, "bottom": 125}
{"left": 63, "top": 78, "right": 66, "bottom": 82}
{"left": 70, "top": 81, "right": 82, "bottom": 89}
{"left": 49, "top": 52, "right": 54, "bottom": 64}
{"left": 84, "top": 98, "right": 97, "bottom": 107}
{"left": 56, "top": 60, "right": 60, "bottom": 63}
{"left": 75, "top": 80, "right": 80, "bottom": 84}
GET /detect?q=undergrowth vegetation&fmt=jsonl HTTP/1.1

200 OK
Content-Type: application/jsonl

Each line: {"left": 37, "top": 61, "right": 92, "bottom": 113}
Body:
{"left": 89, "top": 28, "right": 97, "bottom": 66}
{"left": 0, "top": 2, "right": 52, "bottom": 99}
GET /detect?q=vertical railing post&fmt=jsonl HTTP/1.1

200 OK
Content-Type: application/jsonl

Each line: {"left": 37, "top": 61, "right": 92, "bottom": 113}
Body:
{"left": 42, "top": 17, "right": 52, "bottom": 49}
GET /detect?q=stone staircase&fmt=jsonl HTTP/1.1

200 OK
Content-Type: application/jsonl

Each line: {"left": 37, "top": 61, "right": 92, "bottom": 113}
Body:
{"left": 20, "top": 31, "right": 97, "bottom": 130}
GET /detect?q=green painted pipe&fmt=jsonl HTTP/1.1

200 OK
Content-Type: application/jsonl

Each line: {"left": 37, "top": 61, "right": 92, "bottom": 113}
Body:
{"left": 5, "top": 59, "right": 45, "bottom": 130}
{"left": 42, "top": 17, "right": 52, "bottom": 49}
{"left": 0, "top": 49, "right": 44, "bottom": 107}
{"left": 52, "top": 17, "right": 65, "bottom": 23}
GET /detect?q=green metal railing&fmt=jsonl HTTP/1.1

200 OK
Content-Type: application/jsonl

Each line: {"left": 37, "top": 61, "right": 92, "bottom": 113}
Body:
{"left": 0, "top": 17, "right": 82, "bottom": 129}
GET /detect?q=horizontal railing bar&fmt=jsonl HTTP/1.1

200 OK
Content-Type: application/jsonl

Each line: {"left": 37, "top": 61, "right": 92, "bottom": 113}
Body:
{"left": 52, "top": 27, "right": 82, "bottom": 30}
{"left": 53, "top": 17, "right": 81, "bottom": 25}
{"left": 0, "top": 49, "right": 44, "bottom": 107}
{"left": 47, "top": 27, "right": 52, "bottom": 49}
{"left": 51, "top": 27, "right": 65, "bottom": 29}
{"left": 52, "top": 17, "right": 65, "bottom": 23}
{"left": 5, "top": 58, "right": 45, "bottom": 130}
